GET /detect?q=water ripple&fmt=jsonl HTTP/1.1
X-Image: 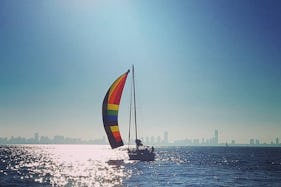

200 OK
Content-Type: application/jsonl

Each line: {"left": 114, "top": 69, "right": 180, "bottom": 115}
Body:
{"left": 0, "top": 145, "right": 129, "bottom": 186}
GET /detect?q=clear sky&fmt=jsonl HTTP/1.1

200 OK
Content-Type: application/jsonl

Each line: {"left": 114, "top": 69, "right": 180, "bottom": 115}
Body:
{"left": 1, "top": 0, "right": 281, "bottom": 144}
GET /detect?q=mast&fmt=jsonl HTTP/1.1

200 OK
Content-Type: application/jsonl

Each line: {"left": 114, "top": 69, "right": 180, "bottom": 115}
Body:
{"left": 132, "top": 65, "right": 138, "bottom": 141}
{"left": 128, "top": 70, "right": 133, "bottom": 146}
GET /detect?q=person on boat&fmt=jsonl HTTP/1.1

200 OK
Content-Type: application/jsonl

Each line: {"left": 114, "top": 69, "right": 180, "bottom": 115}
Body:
{"left": 135, "top": 139, "right": 143, "bottom": 147}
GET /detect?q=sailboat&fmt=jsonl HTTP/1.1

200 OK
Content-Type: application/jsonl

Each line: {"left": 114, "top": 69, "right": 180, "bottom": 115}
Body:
{"left": 102, "top": 65, "right": 155, "bottom": 161}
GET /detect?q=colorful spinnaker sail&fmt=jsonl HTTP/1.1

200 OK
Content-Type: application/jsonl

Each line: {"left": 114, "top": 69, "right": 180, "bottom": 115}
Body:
{"left": 102, "top": 70, "right": 130, "bottom": 149}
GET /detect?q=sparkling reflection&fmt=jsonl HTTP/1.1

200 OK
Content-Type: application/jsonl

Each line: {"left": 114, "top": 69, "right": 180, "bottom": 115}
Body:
{"left": 0, "top": 145, "right": 130, "bottom": 186}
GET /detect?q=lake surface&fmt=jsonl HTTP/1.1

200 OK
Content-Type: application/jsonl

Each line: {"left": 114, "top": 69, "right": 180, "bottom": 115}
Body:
{"left": 0, "top": 145, "right": 281, "bottom": 186}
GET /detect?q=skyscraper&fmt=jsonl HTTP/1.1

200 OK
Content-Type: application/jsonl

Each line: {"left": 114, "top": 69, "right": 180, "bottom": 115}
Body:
{"left": 256, "top": 139, "right": 260, "bottom": 145}
{"left": 250, "top": 139, "right": 255, "bottom": 145}
{"left": 34, "top": 133, "right": 39, "bottom": 143}
{"left": 276, "top": 137, "right": 279, "bottom": 145}
{"left": 214, "top": 130, "right": 218, "bottom": 145}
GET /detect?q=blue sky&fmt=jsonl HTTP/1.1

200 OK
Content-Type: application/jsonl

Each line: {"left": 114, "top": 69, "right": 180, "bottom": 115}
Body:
{"left": 0, "top": 1, "right": 281, "bottom": 143}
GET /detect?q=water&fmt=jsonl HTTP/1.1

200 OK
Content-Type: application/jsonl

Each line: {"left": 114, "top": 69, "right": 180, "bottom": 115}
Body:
{"left": 1, "top": 145, "right": 281, "bottom": 186}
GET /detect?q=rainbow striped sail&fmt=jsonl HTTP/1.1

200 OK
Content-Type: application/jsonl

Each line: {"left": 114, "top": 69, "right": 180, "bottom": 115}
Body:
{"left": 102, "top": 70, "right": 130, "bottom": 149}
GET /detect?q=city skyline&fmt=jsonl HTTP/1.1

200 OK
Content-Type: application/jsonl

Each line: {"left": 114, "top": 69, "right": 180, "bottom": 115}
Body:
{"left": 1, "top": 130, "right": 280, "bottom": 147}
{"left": 1, "top": 1, "right": 281, "bottom": 143}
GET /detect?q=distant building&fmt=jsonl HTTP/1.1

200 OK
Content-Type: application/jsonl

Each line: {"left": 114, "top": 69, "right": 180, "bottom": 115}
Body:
{"left": 276, "top": 137, "right": 279, "bottom": 145}
{"left": 202, "top": 138, "right": 205, "bottom": 144}
{"left": 0, "top": 137, "right": 8, "bottom": 144}
{"left": 54, "top": 135, "right": 65, "bottom": 144}
{"left": 250, "top": 139, "right": 255, "bottom": 145}
{"left": 214, "top": 130, "right": 219, "bottom": 145}
{"left": 40, "top": 136, "right": 50, "bottom": 144}
{"left": 193, "top": 139, "right": 199, "bottom": 145}
{"left": 34, "top": 133, "right": 39, "bottom": 143}
{"left": 255, "top": 139, "right": 260, "bottom": 145}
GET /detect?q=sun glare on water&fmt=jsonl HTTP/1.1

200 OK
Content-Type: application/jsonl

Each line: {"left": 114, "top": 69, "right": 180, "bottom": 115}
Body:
{"left": 1, "top": 145, "right": 130, "bottom": 186}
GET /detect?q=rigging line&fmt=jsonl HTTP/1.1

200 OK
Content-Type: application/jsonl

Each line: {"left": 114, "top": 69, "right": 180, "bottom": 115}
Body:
{"left": 132, "top": 65, "right": 138, "bottom": 141}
